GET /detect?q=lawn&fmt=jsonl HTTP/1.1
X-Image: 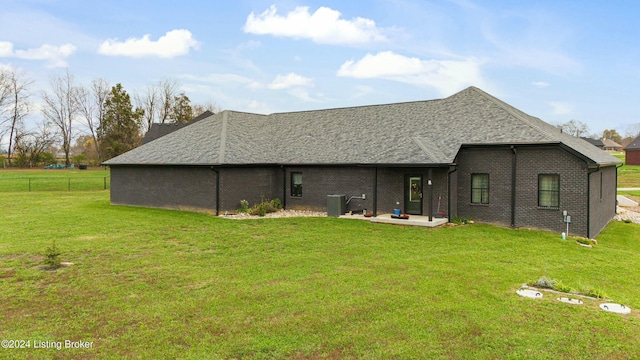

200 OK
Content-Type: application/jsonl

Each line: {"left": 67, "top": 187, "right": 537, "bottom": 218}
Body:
{"left": 618, "top": 164, "right": 640, "bottom": 188}
{"left": 1, "top": 191, "right": 640, "bottom": 359}
{"left": 0, "top": 168, "right": 110, "bottom": 192}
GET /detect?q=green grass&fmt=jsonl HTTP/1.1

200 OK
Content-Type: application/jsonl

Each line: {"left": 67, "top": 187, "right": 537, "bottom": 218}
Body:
{"left": 0, "top": 168, "right": 109, "bottom": 192}
{"left": 619, "top": 164, "right": 640, "bottom": 188}
{"left": 1, "top": 191, "right": 640, "bottom": 359}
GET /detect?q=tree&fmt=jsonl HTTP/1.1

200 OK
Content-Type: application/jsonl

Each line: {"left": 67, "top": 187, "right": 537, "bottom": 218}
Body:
{"left": 0, "top": 68, "right": 32, "bottom": 167}
{"left": 135, "top": 84, "right": 159, "bottom": 132}
{"left": 77, "top": 78, "right": 110, "bottom": 163}
{"left": 135, "top": 78, "right": 179, "bottom": 131}
{"left": 42, "top": 70, "right": 78, "bottom": 167}
{"left": 99, "top": 83, "right": 144, "bottom": 160}
{"left": 170, "top": 92, "right": 193, "bottom": 123}
{"left": 192, "top": 100, "right": 220, "bottom": 117}
{"left": 602, "top": 129, "right": 622, "bottom": 144}
{"left": 626, "top": 123, "right": 640, "bottom": 139}
{"left": 556, "top": 119, "right": 590, "bottom": 137}
{"left": 13, "top": 120, "right": 56, "bottom": 168}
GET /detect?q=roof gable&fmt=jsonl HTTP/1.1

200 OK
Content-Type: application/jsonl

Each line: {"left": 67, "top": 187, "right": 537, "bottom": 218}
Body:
{"left": 625, "top": 135, "right": 640, "bottom": 150}
{"left": 104, "top": 87, "right": 621, "bottom": 167}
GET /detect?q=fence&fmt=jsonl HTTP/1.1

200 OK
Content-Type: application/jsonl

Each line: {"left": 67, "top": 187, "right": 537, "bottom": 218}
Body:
{"left": 0, "top": 176, "right": 110, "bottom": 192}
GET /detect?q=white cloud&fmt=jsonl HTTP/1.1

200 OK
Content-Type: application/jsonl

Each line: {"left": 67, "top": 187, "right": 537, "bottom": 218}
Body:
{"left": 337, "top": 51, "right": 485, "bottom": 95}
{"left": 268, "top": 73, "right": 314, "bottom": 90}
{"left": 287, "top": 88, "right": 320, "bottom": 102}
{"left": 98, "top": 29, "right": 199, "bottom": 58}
{"left": 532, "top": 81, "right": 549, "bottom": 88}
{"left": 243, "top": 5, "right": 387, "bottom": 45}
{"left": 550, "top": 101, "right": 572, "bottom": 115}
{"left": 0, "top": 41, "right": 76, "bottom": 67}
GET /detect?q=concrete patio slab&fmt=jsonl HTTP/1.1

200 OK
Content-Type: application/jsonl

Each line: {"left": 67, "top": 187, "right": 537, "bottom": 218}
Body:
{"left": 369, "top": 214, "right": 448, "bottom": 227}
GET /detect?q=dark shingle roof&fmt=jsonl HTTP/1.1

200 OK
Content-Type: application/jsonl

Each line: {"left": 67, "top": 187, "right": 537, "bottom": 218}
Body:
{"left": 581, "top": 137, "right": 605, "bottom": 147}
{"left": 104, "top": 87, "right": 621, "bottom": 167}
{"left": 141, "top": 110, "right": 215, "bottom": 144}
{"left": 625, "top": 135, "right": 640, "bottom": 150}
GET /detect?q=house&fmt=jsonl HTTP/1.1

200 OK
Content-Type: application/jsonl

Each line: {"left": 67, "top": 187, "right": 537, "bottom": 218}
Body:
{"left": 142, "top": 110, "right": 214, "bottom": 144}
{"left": 104, "top": 87, "right": 621, "bottom": 238}
{"left": 601, "top": 138, "right": 623, "bottom": 151}
{"left": 624, "top": 135, "right": 640, "bottom": 165}
{"left": 581, "top": 137, "right": 605, "bottom": 148}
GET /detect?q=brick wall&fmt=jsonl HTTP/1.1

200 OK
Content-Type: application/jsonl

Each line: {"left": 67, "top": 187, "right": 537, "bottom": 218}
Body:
{"left": 456, "top": 147, "right": 513, "bottom": 225}
{"left": 626, "top": 150, "right": 640, "bottom": 165}
{"left": 589, "top": 165, "right": 617, "bottom": 237}
{"left": 283, "top": 167, "right": 375, "bottom": 212}
{"left": 110, "top": 166, "right": 217, "bottom": 212}
{"left": 514, "top": 147, "right": 588, "bottom": 236}
{"left": 218, "top": 167, "right": 280, "bottom": 211}
{"left": 455, "top": 145, "right": 610, "bottom": 237}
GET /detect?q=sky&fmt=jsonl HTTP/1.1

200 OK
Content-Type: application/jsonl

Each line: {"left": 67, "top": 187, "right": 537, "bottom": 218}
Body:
{"left": 2, "top": 0, "right": 640, "bottom": 140}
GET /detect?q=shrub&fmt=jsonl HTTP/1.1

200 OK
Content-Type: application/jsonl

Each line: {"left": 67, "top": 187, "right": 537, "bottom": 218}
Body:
{"left": 584, "top": 287, "right": 609, "bottom": 299}
{"left": 43, "top": 240, "right": 61, "bottom": 270}
{"left": 237, "top": 199, "right": 250, "bottom": 213}
{"left": 553, "top": 280, "right": 575, "bottom": 293}
{"left": 250, "top": 196, "right": 279, "bottom": 217}
{"left": 271, "top": 198, "right": 282, "bottom": 209}
{"left": 451, "top": 216, "right": 473, "bottom": 225}
{"left": 532, "top": 276, "right": 556, "bottom": 289}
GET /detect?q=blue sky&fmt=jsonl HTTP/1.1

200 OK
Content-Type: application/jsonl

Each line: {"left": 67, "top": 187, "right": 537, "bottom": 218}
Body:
{"left": 2, "top": 0, "right": 640, "bottom": 138}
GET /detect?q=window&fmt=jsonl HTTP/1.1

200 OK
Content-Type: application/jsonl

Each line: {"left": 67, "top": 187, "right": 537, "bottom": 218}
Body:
{"left": 471, "top": 173, "right": 489, "bottom": 204}
{"left": 538, "top": 174, "right": 559, "bottom": 207}
{"left": 291, "top": 172, "right": 302, "bottom": 197}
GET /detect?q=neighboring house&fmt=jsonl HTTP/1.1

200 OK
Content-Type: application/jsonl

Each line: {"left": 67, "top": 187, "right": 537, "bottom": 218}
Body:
{"left": 624, "top": 135, "right": 640, "bottom": 165}
{"left": 142, "top": 110, "right": 214, "bottom": 144}
{"left": 104, "top": 87, "right": 621, "bottom": 238}
{"left": 581, "top": 137, "right": 605, "bottom": 148}
{"left": 601, "top": 138, "right": 623, "bottom": 151}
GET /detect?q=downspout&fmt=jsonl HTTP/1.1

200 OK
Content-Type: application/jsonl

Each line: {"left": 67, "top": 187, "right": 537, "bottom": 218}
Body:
{"left": 586, "top": 165, "right": 601, "bottom": 239}
{"left": 373, "top": 167, "right": 378, "bottom": 216}
{"left": 427, "top": 168, "right": 433, "bottom": 221}
{"left": 211, "top": 167, "right": 220, "bottom": 216}
{"left": 511, "top": 146, "right": 517, "bottom": 227}
{"left": 447, "top": 165, "right": 457, "bottom": 223}
{"left": 282, "top": 166, "right": 287, "bottom": 210}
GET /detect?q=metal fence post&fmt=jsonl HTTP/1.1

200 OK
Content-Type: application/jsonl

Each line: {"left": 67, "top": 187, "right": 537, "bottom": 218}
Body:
{"left": 104, "top": 176, "right": 107, "bottom": 190}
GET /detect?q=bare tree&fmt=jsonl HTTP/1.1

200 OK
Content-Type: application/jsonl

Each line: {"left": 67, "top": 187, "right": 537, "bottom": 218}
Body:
{"left": 556, "top": 119, "right": 590, "bottom": 137}
{"left": 192, "top": 99, "right": 220, "bottom": 117}
{"left": 625, "top": 123, "right": 640, "bottom": 139}
{"left": 77, "top": 78, "right": 110, "bottom": 163}
{"left": 135, "top": 84, "right": 159, "bottom": 132}
{"left": 157, "top": 78, "right": 178, "bottom": 124}
{"left": 135, "top": 78, "right": 179, "bottom": 131}
{"left": 13, "top": 120, "right": 56, "bottom": 168}
{"left": 0, "top": 68, "right": 32, "bottom": 167}
{"left": 42, "top": 70, "right": 78, "bottom": 167}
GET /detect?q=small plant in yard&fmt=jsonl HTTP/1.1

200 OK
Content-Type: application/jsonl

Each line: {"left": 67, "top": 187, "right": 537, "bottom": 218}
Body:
{"left": 250, "top": 195, "right": 281, "bottom": 216}
{"left": 553, "top": 280, "right": 575, "bottom": 293}
{"left": 237, "top": 199, "right": 250, "bottom": 213}
{"left": 575, "top": 238, "right": 595, "bottom": 246}
{"left": 584, "top": 287, "right": 609, "bottom": 299}
{"left": 451, "top": 216, "right": 473, "bottom": 225}
{"left": 531, "top": 276, "right": 556, "bottom": 289}
{"left": 43, "top": 240, "right": 62, "bottom": 270}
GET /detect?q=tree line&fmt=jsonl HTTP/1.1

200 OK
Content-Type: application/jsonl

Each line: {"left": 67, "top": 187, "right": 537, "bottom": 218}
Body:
{"left": 0, "top": 68, "right": 217, "bottom": 168}
{"left": 555, "top": 119, "right": 640, "bottom": 147}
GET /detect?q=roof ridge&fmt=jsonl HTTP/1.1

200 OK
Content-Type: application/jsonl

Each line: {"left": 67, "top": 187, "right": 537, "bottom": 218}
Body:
{"left": 218, "top": 112, "right": 228, "bottom": 163}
